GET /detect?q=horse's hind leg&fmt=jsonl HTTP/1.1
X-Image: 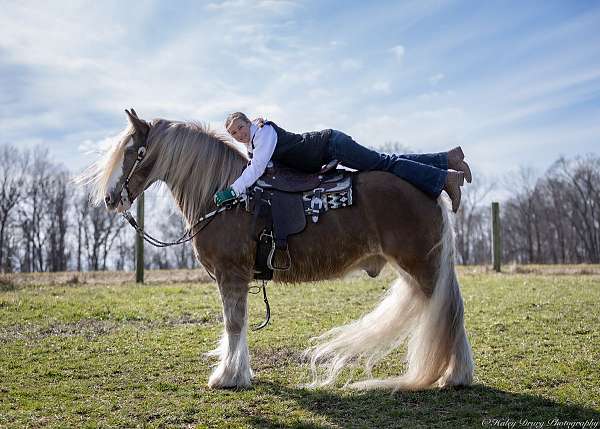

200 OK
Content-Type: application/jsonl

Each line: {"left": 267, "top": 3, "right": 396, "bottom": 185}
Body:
{"left": 207, "top": 275, "right": 253, "bottom": 388}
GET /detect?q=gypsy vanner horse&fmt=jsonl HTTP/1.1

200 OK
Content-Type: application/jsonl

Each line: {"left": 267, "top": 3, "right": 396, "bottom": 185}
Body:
{"left": 82, "top": 110, "right": 474, "bottom": 391}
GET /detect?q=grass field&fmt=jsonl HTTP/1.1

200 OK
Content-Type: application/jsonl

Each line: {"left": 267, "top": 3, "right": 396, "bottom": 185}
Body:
{"left": 1, "top": 267, "right": 599, "bottom": 428}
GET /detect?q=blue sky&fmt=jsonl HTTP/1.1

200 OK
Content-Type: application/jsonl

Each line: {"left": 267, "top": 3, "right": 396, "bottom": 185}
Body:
{"left": 1, "top": 0, "right": 599, "bottom": 191}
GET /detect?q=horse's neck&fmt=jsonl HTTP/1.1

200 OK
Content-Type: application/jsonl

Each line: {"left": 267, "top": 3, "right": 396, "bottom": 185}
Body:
{"left": 163, "top": 149, "right": 246, "bottom": 226}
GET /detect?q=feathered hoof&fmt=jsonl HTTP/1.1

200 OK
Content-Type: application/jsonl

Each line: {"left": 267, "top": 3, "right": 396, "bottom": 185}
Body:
{"left": 208, "top": 368, "right": 253, "bottom": 389}
{"left": 436, "top": 369, "right": 473, "bottom": 389}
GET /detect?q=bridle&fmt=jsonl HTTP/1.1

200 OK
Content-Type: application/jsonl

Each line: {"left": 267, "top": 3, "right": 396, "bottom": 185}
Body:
{"left": 118, "top": 138, "right": 148, "bottom": 210}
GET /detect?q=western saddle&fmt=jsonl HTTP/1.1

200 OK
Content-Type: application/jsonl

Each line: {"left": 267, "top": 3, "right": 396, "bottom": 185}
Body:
{"left": 243, "top": 159, "right": 354, "bottom": 280}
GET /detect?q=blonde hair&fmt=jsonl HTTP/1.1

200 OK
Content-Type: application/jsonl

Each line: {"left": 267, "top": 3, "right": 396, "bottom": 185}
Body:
{"left": 225, "top": 112, "right": 251, "bottom": 130}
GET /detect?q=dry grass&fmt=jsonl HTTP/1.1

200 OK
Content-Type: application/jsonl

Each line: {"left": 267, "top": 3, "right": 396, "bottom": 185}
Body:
{"left": 456, "top": 264, "right": 600, "bottom": 276}
{"left": 0, "top": 268, "right": 214, "bottom": 289}
{"left": 1, "top": 264, "right": 598, "bottom": 290}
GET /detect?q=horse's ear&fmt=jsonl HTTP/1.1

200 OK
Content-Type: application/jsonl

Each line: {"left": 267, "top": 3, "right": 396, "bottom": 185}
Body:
{"left": 125, "top": 109, "right": 149, "bottom": 135}
{"left": 131, "top": 108, "right": 139, "bottom": 118}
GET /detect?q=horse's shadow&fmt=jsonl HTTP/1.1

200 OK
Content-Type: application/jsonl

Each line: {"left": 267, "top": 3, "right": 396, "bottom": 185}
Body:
{"left": 248, "top": 381, "right": 600, "bottom": 428}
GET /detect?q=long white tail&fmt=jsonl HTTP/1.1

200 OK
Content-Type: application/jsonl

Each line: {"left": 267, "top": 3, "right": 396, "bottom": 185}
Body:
{"left": 306, "top": 196, "right": 474, "bottom": 390}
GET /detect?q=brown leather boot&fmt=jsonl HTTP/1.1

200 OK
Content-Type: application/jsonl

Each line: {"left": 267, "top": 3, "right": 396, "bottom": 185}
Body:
{"left": 448, "top": 146, "right": 472, "bottom": 183}
{"left": 444, "top": 170, "right": 464, "bottom": 213}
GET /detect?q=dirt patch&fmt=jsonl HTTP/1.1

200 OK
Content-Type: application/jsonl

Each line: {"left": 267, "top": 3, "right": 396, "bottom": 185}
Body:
{"left": 0, "top": 314, "right": 220, "bottom": 343}
{"left": 0, "top": 268, "right": 214, "bottom": 290}
{"left": 0, "top": 319, "right": 121, "bottom": 342}
{"left": 0, "top": 275, "right": 17, "bottom": 292}
{"left": 252, "top": 346, "right": 303, "bottom": 371}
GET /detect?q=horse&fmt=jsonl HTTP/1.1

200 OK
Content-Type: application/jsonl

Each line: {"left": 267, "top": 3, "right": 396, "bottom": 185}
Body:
{"left": 81, "top": 109, "right": 474, "bottom": 391}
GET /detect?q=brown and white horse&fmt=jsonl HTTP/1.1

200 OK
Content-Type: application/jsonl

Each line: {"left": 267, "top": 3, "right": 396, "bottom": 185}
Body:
{"left": 82, "top": 110, "right": 474, "bottom": 390}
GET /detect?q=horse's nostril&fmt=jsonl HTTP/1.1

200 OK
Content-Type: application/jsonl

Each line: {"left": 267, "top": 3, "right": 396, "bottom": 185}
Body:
{"left": 104, "top": 195, "right": 112, "bottom": 205}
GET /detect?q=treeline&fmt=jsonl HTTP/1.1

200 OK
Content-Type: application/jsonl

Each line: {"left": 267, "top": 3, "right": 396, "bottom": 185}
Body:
{"left": 455, "top": 155, "right": 600, "bottom": 265}
{"left": 1, "top": 143, "right": 598, "bottom": 273}
{"left": 0, "top": 145, "right": 197, "bottom": 273}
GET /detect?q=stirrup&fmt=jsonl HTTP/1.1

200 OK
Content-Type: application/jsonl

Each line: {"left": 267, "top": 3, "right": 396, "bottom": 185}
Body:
{"left": 267, "top": 242, "right": 291, "bottom": 271}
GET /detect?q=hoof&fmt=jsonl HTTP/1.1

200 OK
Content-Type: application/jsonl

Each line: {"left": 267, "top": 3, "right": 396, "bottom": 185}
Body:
{"left": 208, "top": 368, "right": 253, "bottom": 389}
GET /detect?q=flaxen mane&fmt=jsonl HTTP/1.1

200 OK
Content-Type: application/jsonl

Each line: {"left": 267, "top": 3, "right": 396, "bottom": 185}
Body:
{"left": 141, "top": 120, "right": 246, "bottom": 223}
{"left": 79, "top": 125, "right": 136, "bottom": 204}
{"left": 83, "top": 120, "right": 247, "bottom": 224}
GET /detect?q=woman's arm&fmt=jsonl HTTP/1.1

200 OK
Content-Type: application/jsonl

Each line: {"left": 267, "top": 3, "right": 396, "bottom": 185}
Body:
{"left": 230, "top": 124, "right": 277, "bottom": 195}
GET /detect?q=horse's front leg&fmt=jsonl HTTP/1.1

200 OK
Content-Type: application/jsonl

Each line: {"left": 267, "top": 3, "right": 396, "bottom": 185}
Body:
{"left": 207, "top": 275, "right": 252, "bottom": 388}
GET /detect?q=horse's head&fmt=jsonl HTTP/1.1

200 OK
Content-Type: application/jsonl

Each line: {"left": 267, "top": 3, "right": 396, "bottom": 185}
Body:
{"left": 83, "top": 109, "right": 156, "bottom": 213}
{"left": 105, "top": 109, "right": 153, "bottom": 212}
{"left": 81, "top": 110, "right": 248, "bottom": 220}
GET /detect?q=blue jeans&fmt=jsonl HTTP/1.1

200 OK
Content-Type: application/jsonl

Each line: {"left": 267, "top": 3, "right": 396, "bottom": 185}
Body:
{"left": 326, "top": 130, "right": 448, "bottom": 197}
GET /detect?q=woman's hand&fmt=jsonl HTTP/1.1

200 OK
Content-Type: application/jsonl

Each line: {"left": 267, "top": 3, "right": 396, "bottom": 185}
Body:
{"left": 214, "top": 187, "right": 238, "bottom": 207}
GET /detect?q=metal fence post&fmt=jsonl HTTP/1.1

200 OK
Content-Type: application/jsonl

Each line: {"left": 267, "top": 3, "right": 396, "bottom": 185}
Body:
{"left": 135, "top": 192, "right": 144, "bottom": 283}
{"left": 491, "top": 201, "right": 501, "bottom": 272}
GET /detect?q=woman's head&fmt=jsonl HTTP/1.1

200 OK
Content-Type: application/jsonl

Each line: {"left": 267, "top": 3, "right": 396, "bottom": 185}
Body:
{"left": 225, "top": 112, "right": 251, "bottom": 144}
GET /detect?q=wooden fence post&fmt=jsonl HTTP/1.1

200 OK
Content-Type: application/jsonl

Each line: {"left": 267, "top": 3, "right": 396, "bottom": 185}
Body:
{"left": 491, "top": 201, "right": 501, "bottom": 272}
{"left": 135, "top": 192, "right": 144, "bottom": 283}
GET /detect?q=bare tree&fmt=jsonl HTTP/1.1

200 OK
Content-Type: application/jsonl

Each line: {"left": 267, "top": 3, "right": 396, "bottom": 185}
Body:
{"left": 552, "top": 156, "right": 600, "bottom": 263}
{"left": 82, "top": 204, "right": 125, "bottom": 271}
{"left": 17, "top": 148, "right": 54, "bottom": 272}
{"left": 45, "top": 170, "right": 70, "bottom": 271}
{"left": 455, "top": 178, "right": 495, "bottom": 264}
{"left": 0, "top": 145, "right": 28, "bottom": 271}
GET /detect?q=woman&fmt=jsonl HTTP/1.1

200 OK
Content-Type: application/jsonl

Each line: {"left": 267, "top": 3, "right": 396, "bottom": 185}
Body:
{"left": 214, "top": 112, "right": 471, "bottom": 212}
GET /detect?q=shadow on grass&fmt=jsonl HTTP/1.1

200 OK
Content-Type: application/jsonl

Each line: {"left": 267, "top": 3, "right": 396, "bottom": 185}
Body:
{"left": 249, "top": 381, "right": 600, "bottom": 428}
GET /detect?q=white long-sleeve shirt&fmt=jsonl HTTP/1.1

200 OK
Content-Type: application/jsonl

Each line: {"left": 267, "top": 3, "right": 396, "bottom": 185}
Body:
{"left": 230, "top": 121, "right": 277, "bottom": 195}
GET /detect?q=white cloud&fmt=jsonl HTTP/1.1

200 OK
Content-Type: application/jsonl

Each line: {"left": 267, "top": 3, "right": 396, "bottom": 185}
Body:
{"left": 347, "top": 107, "right": 467, "bottom": 154}
{"left": 370, "top": 81, "right": 392, "bottom": 94}
{"left": 206, "top": 0, "right": 246, "bottom": 10}
{"left": 429, "top": 73, "right": 445, "bottom": 85}
{"left": 390, "top": 45, "right": 405, "bottom": 62}
{"left": 206, "top": 0, "right": 297, "bottom": 14}
{"left": 341, "top": 59, "right": 362, "bottom": 71}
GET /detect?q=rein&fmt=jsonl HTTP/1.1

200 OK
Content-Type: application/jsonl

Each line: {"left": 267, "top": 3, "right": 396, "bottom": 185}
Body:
{"left": 121, "top": 202, "right": 235, "bottom": 248}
